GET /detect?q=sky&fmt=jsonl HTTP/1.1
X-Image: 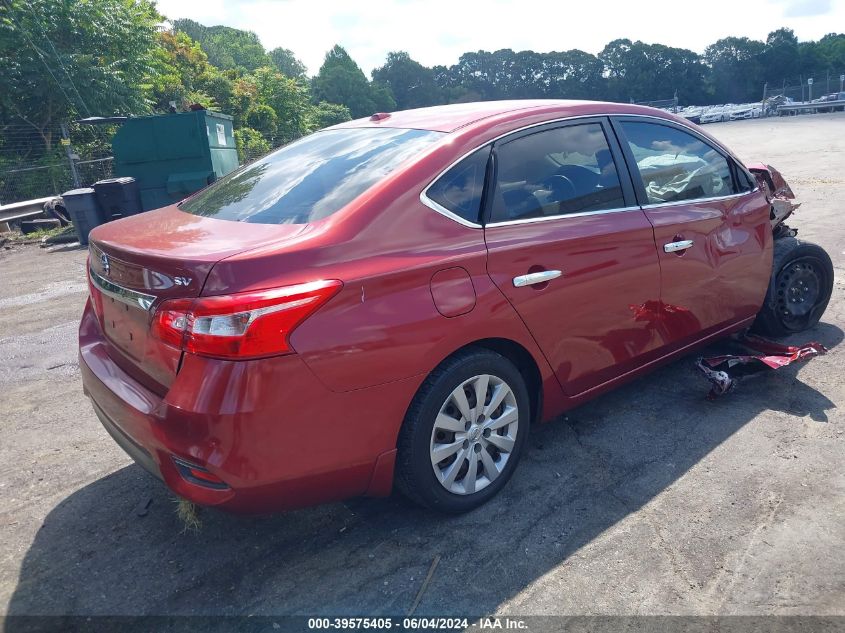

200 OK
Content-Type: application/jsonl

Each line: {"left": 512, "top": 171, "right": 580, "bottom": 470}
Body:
{"left": 154, "top": 0, "right": 845, "bottom": 76}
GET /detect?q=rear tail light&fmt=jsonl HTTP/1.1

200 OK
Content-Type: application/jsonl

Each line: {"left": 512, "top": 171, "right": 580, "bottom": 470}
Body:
{"left": 151, "top": 280, "right": 342, "bottom": 359}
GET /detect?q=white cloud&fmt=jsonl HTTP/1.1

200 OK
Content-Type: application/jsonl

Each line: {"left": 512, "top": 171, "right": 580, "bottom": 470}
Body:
{"left": 154, "top": 0, "right": 843, "bottom": 76}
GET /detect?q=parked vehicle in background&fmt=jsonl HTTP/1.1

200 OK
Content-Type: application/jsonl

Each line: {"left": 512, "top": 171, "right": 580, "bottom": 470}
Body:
{"left": 816, "top": 93, "right": 845, "bottom": 112}
{"left": 700, "top": 107, "right": 731, "bottom": 123}
{"left": 79, "top": 100, "right": 833, "bottom": 515}
{"left": 729, "top": 105, "right": 762, "bottom": 120}
{"left": 679, "top": 106, "right": 704, "bottom": 125}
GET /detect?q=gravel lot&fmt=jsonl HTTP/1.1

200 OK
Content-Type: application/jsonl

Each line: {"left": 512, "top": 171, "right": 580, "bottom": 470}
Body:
{"left": 1, "top": 113, "right": 843, "bottom": 619}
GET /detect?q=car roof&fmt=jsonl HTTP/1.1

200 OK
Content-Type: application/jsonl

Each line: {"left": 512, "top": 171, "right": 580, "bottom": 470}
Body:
{"left": 330, "top": 99, "right": 675, "bottom": 133}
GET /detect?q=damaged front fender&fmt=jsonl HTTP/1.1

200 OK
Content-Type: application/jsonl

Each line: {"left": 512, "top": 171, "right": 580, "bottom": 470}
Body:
{"left": 746, "top": 162, "right": 801, "bottom": 229}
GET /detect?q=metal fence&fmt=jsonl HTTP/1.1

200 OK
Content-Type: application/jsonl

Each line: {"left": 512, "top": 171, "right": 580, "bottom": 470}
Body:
{"left": 634, "top": 95, "right": 679, "bottom": 113}
{"left": 763, "top": 70, "right": 845, "bottom": 103}
{"left": 0, "top": 121, "right": 116, "bottom": 205}
{"left": 0, "top": 157, "right": 114, "bottom": 205}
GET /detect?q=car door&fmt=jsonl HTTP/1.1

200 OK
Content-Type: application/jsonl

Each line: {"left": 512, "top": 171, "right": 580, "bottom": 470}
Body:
{"left": 611, "top": 118, "right": 773, "bottom": 348}
{"left": 483, "top": 118, "right": 667, "bottom": 396}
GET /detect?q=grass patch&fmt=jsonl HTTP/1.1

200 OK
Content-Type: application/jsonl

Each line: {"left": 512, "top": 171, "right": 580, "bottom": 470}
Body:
{"left": 2, "top": 225, "right": 68, "bottom": 242}
{"left": 175, "top": 498, "right": 202, "bottom": 533}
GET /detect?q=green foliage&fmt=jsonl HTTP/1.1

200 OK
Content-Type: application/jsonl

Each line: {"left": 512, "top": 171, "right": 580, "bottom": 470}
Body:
{"left": 245, "top": 103, "right": 278, "bottom": 140}
{"left": 234, "top": 127, "right": 270, "bottom": 163}
{"left": 251, "top": 66, "right": 313, "bottom": 143}
{"left": 173, "top": 19, "right": 269, "bottom": 71}
{"left": 269, "top": 47, "right": 307, "bottom": 80}
{"left": 372, "top": 52, "right": 442, "bottom": 109}
{"left": 3, "top": 2, "right": 844, "bottom": 205}
{"left": 310, "top": 102, "right": 352, "bottom": 129}
{"left": 312, "top": 45, "right": 392, "bottom": 118}
{"left": 600, "top": 40, "right": 708, "bottom": 103}
{"left": 0, "top": 0, "right": 161, "bottom": 151}
{"left": 704, "top": 37, "right": 767, "bottom": 103}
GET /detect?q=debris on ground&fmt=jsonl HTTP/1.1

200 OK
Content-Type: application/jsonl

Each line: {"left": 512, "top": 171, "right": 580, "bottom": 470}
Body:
{"left": 42, "top": 226, "right": 79, "bottom": 246}
{"left": 135, "top": 497, "right": 153, "bottom": 517}
{"left": 697, "top": 334, "right": 827, "bottom": 399}
{"left": 407, "top": 554, "right": 440, "bottom": 616}
{"left": 175, "top": 498, "right": 202, "bottom": 533}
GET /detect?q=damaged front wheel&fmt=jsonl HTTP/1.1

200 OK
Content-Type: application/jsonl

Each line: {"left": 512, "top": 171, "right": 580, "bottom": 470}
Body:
{"left": 753, "top": 237, "right": 833, "bottom": 337}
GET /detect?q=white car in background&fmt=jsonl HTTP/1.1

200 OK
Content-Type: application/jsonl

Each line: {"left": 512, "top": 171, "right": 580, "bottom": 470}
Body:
{"left": 729, "top": 105, "right": 762, "bottom": 120}
{"left": 700, "top": 108, "right": 730, "bottom": 123}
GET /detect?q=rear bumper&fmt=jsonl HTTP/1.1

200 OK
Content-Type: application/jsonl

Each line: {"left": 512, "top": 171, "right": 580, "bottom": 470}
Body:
{"left": 79, "top": 300, "right": 416, "bottom": 513}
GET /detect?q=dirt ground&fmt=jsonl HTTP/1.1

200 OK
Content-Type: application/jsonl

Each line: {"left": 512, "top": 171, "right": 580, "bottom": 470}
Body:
{"left": 0, "top": 113, "right": 843, "bottom": 619}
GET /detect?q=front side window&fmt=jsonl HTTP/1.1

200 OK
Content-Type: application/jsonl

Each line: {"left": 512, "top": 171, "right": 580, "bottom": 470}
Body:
{"left": 425, "top": 147, "right": 490, "bottom": 224}
{"left": 180, "top": 128, "right": 443, "bottom": 224}
{"left": 620, "top": 121, "right": 739, "bottom": 204}
{"left": 490, "top": 123, "right": 625, "bottom": 223}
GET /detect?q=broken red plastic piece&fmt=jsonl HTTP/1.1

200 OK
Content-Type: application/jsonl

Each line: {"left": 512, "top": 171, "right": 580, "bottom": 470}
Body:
{"left": 696, "top": 335, "right": 827, "bottom": 399}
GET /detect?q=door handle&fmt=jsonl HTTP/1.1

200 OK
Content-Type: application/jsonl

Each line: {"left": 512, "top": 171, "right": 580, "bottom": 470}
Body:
{"left": 512, "top": 270, "right": 563, "bottom": 287}
{"left": 663, "top": 239, "right": 694, "bottom": 253}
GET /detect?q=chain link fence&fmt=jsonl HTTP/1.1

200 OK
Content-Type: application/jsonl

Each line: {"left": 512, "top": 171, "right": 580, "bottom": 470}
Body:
{"left": 0, "top": 122, "right": 114, "bottom": 205}
{"left": 0, "top": 157, "right": 114, "bottom": 205}
{"left": 763, "top": 70, "right": 845, "bottom": 103}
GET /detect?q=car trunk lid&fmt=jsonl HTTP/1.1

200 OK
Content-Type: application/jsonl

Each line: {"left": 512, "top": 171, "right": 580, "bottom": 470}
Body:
{"left": 87, "top": 206, "right": 307, "bottom": 392}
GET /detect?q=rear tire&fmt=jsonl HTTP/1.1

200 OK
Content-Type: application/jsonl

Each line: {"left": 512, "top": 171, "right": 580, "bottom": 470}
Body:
{"left": 395, "top": 348, "right": 530, "bottom": 513}
{"left": 752, "top": 238, "right": 833, "bottom": 337}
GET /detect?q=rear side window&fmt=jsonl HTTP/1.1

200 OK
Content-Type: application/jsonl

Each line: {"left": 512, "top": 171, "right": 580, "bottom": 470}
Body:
{"left": 180, "top": 128, "right": 443, "bottom": 224}
{"left": 490, "top": 123, "right": 626, "bottom": 223}
{"left": 619, "top": 121, "right": 739, "bottom": 204}
{"left": 425, "top": 147, "right": 490, "bottom": 224}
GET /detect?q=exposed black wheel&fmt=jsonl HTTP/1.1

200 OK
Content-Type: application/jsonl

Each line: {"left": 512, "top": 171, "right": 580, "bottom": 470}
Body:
{"left": 395, "top": 348, "right": 530, "bottom": 513}
{"left": 752, "top": 237, "right": 833, "bottom": 337}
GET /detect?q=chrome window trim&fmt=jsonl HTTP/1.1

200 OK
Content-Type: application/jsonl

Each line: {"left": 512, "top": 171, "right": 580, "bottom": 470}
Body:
{"left": 419, "top": 111, "right": 758, "bottom": 229}
{"left": 419, "top": 193, "right": 486, "bottom": 229}
{"left": 89, "top": 268, "right": 156, "bottom": 312}
{"left": 639, "top": 191, "right": 753, "bottom": 209}
{"left": 486, "top": 205, "right": 641, "bottom": 228}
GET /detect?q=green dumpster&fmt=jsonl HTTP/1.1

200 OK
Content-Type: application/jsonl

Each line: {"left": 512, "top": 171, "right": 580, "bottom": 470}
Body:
{"left": 112, "top": 110, "right": 238, "bottom": 211}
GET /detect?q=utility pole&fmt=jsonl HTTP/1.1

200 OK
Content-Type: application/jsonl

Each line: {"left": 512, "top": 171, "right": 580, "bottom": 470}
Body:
{"left": 60, "top": 122, "right": 81, "bottom": 188}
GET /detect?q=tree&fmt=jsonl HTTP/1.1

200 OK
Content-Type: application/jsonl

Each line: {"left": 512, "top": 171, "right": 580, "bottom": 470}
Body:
{"left": 245, "top": 103, "right": 278, "bottom": 141}
{"left": 269, "top": 48, "right": 307, "bottom": 80}
{"left": 310, "top": 102, "right": 352, "bottom": 129}
{"left": 234, "top": 127, "right": 270, "bottom": 162}
{"left": 251, "top": 66, "right": 312, "bottom": 143}
{"left": 704, "top": 37, "right": 766, "bottom": 103}
{"left": 762, "top": 28, "right": 800, "bottom": 83}
{"left": 545, "top": 50, "right": 606, "bottom": 99}
{"left": 372, "top": 52, "right": 441, "bottom": 109}
{"left": 173, "top": 19, "right": 269, "bottom": 72}
{"left": 0, "top": 0, "right": 161, "bottom": 152}
{"left": 312, "top": 45, "right": 389, "bottom": 118}
{"left": 599, "top": 40, "right": 707, "bottom": 103}
{"left": 815, "top": 33, "right": 845, "bottom": 70}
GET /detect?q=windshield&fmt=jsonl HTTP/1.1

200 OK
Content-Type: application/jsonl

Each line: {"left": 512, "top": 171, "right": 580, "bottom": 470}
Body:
{"left": 180, "top": 127, "right": 444, "bottom": 224}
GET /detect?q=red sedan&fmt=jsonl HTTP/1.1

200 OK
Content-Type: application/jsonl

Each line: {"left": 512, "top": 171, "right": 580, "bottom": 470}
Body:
{"left": 79, "top": 100, "right": 833, "bottom": 513}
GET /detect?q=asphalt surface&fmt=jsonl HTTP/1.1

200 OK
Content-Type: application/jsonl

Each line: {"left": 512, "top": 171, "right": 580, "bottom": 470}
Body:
{"left": 0, "top": 114, "right": 843, "bottom": 619}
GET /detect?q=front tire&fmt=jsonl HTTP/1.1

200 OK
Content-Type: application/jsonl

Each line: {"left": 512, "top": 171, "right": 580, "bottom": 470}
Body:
{"left": 753, "top": 238, "right": 833, "bottom": 337}
{"left": 395, "top": 349, "right": 530, "bottom": 513}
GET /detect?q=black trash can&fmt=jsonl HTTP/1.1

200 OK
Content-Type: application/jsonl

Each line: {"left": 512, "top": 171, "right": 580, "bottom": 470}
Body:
{"left": 62, "top": 188, "right": 105, "bottom": 246}
{"left": 94, "top": 177, "right": 142, "bottom": 220}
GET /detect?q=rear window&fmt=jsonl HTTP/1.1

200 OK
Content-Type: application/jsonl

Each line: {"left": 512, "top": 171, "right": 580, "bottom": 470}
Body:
{"left": 180, "top": 128, "right": 443, "bottom": 224}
